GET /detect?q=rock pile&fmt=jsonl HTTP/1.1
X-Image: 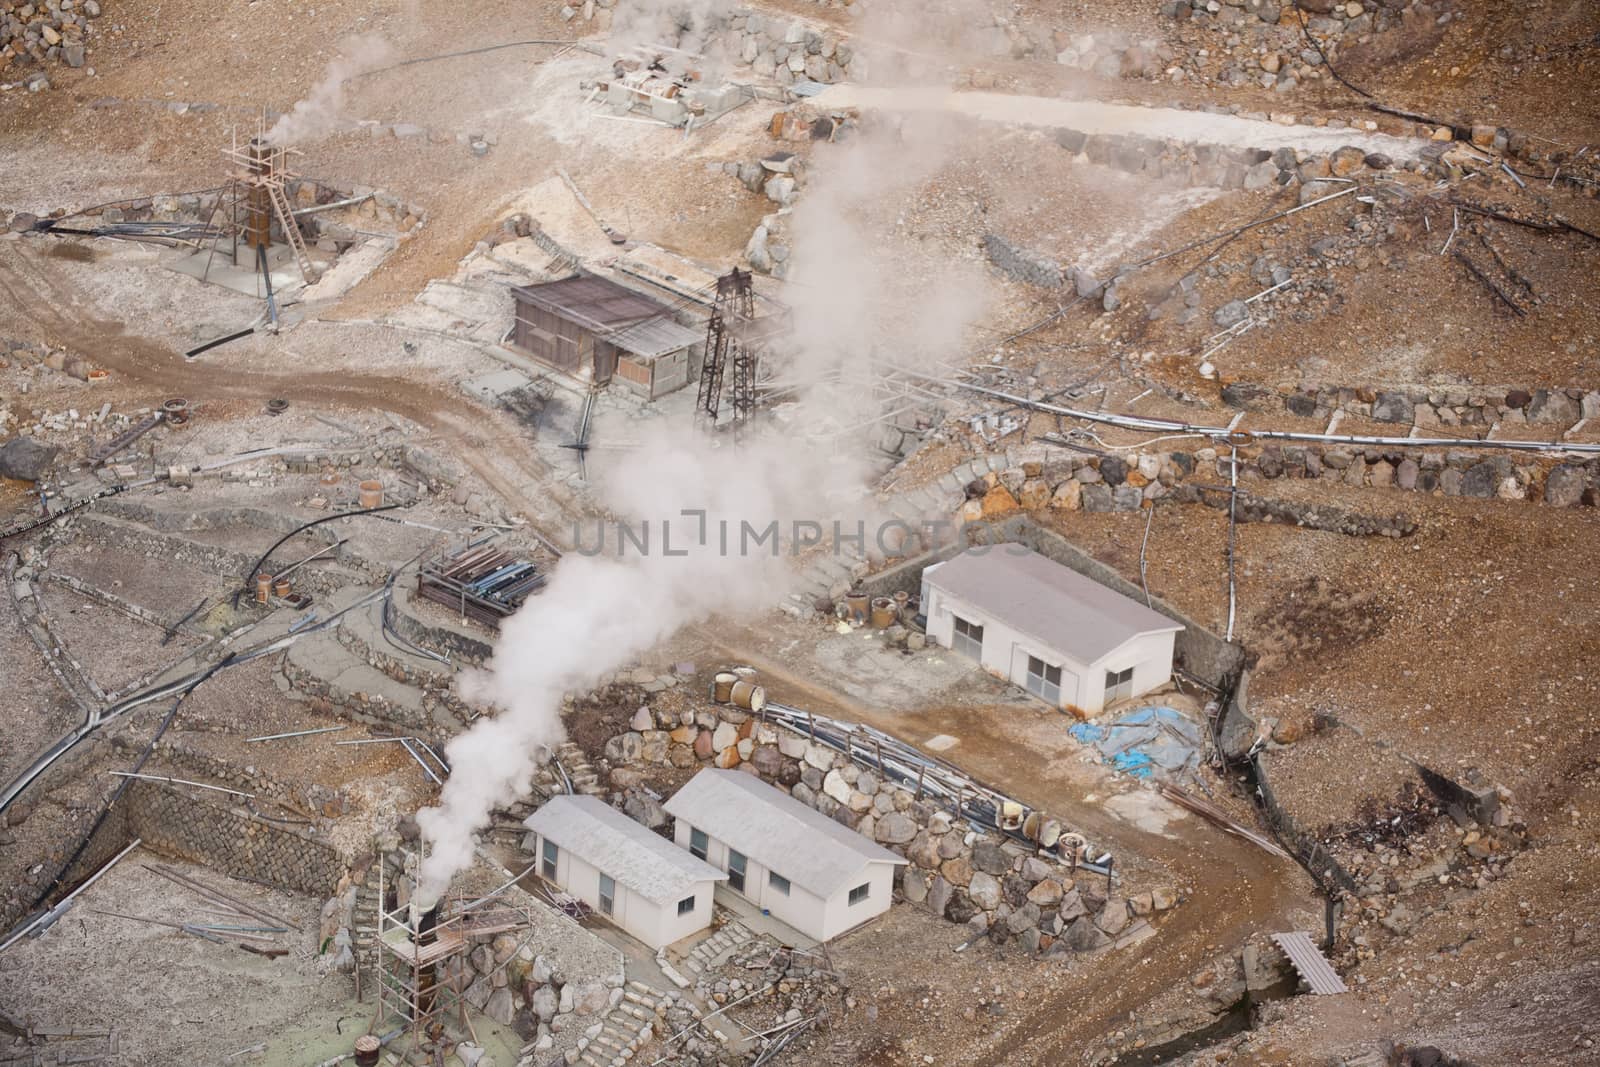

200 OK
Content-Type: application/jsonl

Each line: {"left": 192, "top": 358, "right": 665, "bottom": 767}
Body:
{"left": 0, "top": 0, "right": 103, "bottom": 85}
{"left": 949, "top": 444, "right": 1596, "bottom": 522}
{"left": 722, "top": 9, "right": 863, "bottom": 86}
{"left": 1155, "top": 0, "right": 1460, "bottom": 92}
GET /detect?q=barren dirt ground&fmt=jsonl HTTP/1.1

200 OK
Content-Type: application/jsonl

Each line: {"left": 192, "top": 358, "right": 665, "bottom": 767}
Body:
{"left": 4, "top": 1, "right": 1600, "bottom": 1065}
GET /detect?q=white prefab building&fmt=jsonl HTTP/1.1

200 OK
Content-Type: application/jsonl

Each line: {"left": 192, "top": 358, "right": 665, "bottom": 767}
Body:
{"left": 663, "top": 770, "right": 907, "bottom": 943}
{"left": 921, "top": 546, "right": 1184, "bottom": 716}
{"left": 523, "top": 794, "right": 726, "bottom": 950}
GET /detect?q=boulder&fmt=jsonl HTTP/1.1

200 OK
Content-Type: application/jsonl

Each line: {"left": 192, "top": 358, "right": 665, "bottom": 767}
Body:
{"left": 1064, "top": 916, "right": 1111, "bottom": 952}
{"left": 0, "top": 438, "right": 59, "bottom": 482}
{"left": 902, "top": 867, "right": 931, "bottom": 904}
{"left": 573, "top": 981, "right": 610, "bottom": 1015}
{"left": 604, "top": 732, "right": 643, "bottom": 764}
{"left": 1096, "top": 898, "right": 1129, "bottom": 935}
{"left": 1026, "top": 879, "right": 1065, "bottom": 907}
{"left": 1545, "top": 465, "right": 1588, "bottom": 507}
{"left": 968, "top": 872, "right": 1003, "bottom": 911}
{"left": 531, "top": 983, "right": 559, "bottom": 1022}
{"left": 1328, "top": 145, "right": 1367, "bottom": 177}
{"left": 940, "top": 856, "right": 974, "bottom": 887}
{"left": 874, "top": 812, "right": 917, "bottom": 845}
{"left": 971, "top": 840, "right": 1010, "bottom": 875}
{"left": 485, "top": 986, "right": 515, "bottom": 1025}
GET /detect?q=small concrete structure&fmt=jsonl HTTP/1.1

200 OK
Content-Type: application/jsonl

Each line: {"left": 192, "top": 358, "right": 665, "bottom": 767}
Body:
{"left": 524, "top": 795, "right": 725, "bottom": 950}
{"left": 663, "top": 769, "right": 906, "bottom": 943}
{"left": 921, "top": 546, "right": 1183, "bottom": 715}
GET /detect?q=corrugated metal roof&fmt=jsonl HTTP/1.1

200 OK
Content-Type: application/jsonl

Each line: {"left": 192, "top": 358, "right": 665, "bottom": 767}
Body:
{"left": 525, "top": 795, "right": 725, "bottom": 906}
{"left": 607, "top": 317, "right": 702, "bottom": 360}
{"left": 1270, "top": 931, "right": 1348, "bottom": 995}
{"left": 662, "top": 770, "right": 906, "bottom": 899}
{"left": 511, "top": 274, "right": 671, "bottom": 333}
{"left": 922, "top": 546, "right": 1183, "bottom": 666}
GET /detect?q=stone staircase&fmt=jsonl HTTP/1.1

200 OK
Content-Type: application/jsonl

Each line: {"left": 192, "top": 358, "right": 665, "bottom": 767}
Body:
{"left": 554, "top": 741, "right": 605, "bottom": 796}
{"left": 565, "top": 981, "right": 669, "bottom": 1067}
{"left": 352, "top": 863, "right": 383, "bottom": 992}
{"left": 678, "top": 918, "right": 755, "bottom": 977}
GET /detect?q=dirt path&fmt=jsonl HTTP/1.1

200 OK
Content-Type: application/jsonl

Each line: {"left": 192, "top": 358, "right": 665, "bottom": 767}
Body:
{"left": 695, "top": 622, "right": 1314, "bottom": 1063}
{"left": 813, "top": 84, "right": 1430, "bottom": 158}
{"left": 0, "top": 249, "right": 580, "bottom": 546}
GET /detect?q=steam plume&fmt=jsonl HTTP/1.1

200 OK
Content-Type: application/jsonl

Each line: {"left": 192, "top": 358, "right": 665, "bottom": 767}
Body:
{"left": 267, "top": 35, "right": 394, "bottom": 145}
{"left": 414, "top": 0, "right": 995, "bottom": 906}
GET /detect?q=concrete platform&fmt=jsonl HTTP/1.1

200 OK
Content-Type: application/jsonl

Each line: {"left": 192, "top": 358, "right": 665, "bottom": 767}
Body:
{"left": 165, "top": 242, "right": 319, "bottom": 299}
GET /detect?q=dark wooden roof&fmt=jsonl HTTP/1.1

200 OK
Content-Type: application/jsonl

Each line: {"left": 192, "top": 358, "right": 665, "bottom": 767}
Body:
{"left": 511, "top": 274, "right": 671, "bottom": 334}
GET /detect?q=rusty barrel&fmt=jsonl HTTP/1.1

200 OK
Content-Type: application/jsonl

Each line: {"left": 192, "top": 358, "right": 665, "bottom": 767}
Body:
{"left": 844, "top": 588, "right": 870, "bottom": 625}
{"left": 255, "top": 572, "right": 272, "bottom": 604}
{"left": 729, "top": 679, "right": 766, "bottom": 713}
{"left": 353, "top": 1035, "right": 380, "bottom": 1067}
{"left": 711, "top": 672, "right": 738, "bottom": 703}
{"left": 273, "top": 578, "right": 292, "bottom": 598}
{"left": 358, "top": 480, "right": 384, "bottom": 508}
{"left": 869, "top": 596, "right": 896, "bottom": 629}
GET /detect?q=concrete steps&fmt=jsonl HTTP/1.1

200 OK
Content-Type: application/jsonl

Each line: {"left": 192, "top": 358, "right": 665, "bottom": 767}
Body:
{"left": 570, "top": 983, "right": 668, "bottom": 1067}
{"left": 679, "top": 919, "right": 753, "bottom": 975}
{"left": 555, "top": 741, "right": 605, "bottom": 796}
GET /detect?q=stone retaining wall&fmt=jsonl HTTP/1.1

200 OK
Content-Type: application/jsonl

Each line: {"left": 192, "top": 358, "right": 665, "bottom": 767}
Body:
{"left": 607, "top": 701, "right": 1177, "bottom": 959}
{"left": 125, "top": 781, "right": 342, "bottom": 897}
{"left": 1224, "top": 381, "right": 1600, "bottom": 435}
{"left": 280, "top": 657, "right": 442, "bottom": 735}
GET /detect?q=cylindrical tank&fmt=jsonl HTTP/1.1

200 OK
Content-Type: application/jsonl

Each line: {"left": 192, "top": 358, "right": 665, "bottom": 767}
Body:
{"left": 358, "top": 480, "right": 384, "bottom": 508}
{"left": 273, "top": 578, "right": 292, "bottom": 598}
{"left": 353, "top": 1035, "right": 381, "bottom": 1067}
{"left": 711, "top": 672, "right": 738, "bottom": 703}
{"left": 844, "top": 589, "right": 869, "bottom": 625}
{"left": 255, "top": 572, "right": 272, "bottom": 604}
{"left": 869, "top": 596, "right": 896, "bottom": 629}
{"left": 729, "top": 679, "right": 766, "bottom": 713}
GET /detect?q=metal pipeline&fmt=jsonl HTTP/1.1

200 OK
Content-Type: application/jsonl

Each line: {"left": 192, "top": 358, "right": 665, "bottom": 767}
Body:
{"left": 887, "top": 365, "right": 1600, "bottom": 456}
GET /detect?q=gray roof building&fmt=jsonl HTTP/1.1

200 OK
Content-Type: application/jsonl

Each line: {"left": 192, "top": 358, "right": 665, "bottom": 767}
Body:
{"left": 524, "top": 794, "right": 725, "bottom": 906}
{"left": 921, "top": 547, "right": 1182, "bottom": 665}
{"left": 662, "top": 770, "right": 906, "bottom": 899}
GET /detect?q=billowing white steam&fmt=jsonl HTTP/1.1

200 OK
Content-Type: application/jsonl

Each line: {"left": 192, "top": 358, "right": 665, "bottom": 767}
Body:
{"left": 414, "top": 1, "right": 995, "bottom": 907}
{"left": 267, "top": 34, "right": 394, "bottom": 145}
{"left": 608, "top": 0, "right": 737, "bottom": 77}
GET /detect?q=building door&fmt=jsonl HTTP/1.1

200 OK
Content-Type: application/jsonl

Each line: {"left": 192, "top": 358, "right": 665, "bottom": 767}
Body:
{"left": 952, "top": 615, "right": 984, "bottom": 660}
{"left": 1025, "top": 655, "right": 1063, "bottom": 705}
{"left": 727, "top": 849, "right": 746, "bottom": 893}
{"left": 598, "top": 873, "right": 615, "bottom": 916}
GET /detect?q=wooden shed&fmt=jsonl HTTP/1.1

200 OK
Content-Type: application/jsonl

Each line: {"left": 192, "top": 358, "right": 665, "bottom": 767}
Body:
{"left": 508, "top": 274, "right": 701, "bottom": 399}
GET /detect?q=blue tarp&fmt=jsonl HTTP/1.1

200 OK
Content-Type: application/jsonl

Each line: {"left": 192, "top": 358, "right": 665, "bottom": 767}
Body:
{"left": 1069, "top": 706, "right": 1202, "bottom": 782}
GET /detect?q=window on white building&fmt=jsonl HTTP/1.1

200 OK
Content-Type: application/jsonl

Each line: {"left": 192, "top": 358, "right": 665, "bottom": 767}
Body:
{"left": 540, "top": 838, "right": 558, "bottom": 881}
{"left": 689, "top": 826, "right": 708, "bottom": 861}
{"left": 598, "top": 874, "right": 615, "bottom": 916}
{"left": 848, "top": 883, "right": 870, "bottom": 906}
{"left": 952, "top": 615, "right": 984, "bottom": 660}
{"left": 769, "top": 871, "right": 791, "bottom": 896}
{"left": 1025, "top": 655, "right": 1063, "bottom": 705}
{"left": 1104, "top": 666, "right": 1134, "bottom": 705}
{"left": 727, "top": 849, "right": 747, "bottom": 893}
{"left": 676, "top": 896, "right": 696, "bottom": 917}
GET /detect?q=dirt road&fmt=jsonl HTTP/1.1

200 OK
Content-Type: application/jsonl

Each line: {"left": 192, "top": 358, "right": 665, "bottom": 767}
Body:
{"left": 0, "top": 248, "right": 580, "bottom": 545}
{"left": 811, "top": 84, "right": 1429, "bottom": 159}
